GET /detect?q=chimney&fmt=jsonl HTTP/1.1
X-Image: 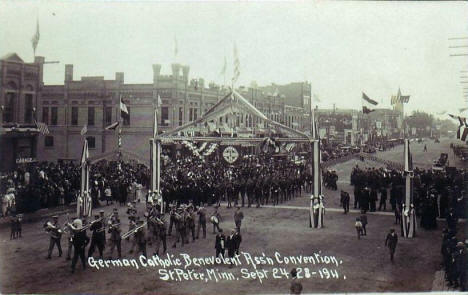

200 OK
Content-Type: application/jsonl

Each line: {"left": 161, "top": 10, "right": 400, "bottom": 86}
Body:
{"left": 115, "top": 72, "right": 124, "bottom": 83}
{"left": 152, "top": 64, "right": 161, "bottom": 83}
{"left": 65, "top": 64, "right": 73, "bottom": 82}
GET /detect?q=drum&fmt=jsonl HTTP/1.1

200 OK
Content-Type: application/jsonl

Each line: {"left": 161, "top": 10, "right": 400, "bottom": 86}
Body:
{"left": 210, "top": 215, "right": 219, "bottom": 224}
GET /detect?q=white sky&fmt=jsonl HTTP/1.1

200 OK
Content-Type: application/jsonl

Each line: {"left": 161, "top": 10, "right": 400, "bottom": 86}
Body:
{"left": 1, "top": 0, "right": 467, "bottom": 116}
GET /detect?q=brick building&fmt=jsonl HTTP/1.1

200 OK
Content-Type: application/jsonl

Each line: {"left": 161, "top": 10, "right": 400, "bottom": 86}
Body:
{"left": 0, "top": 53, "right": 44, "bottom": 171}
{"left": 35, "top": 61, "right": 311, "bottom": 164}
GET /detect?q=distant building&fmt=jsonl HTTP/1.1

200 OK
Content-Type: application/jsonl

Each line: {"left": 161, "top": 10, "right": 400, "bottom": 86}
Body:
{"left": 0, "top": 53, "right": 44, "bottom": 171}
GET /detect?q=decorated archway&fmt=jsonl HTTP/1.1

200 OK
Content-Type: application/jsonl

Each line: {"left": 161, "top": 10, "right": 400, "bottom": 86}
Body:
{"left": 152, "top": 90, "right": 324, "bottom": 228}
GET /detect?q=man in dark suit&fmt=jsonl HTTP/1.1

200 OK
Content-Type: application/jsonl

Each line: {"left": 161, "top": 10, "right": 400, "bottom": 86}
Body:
{"left": 385, "top": 228, "right": 398, "bottom": 262}
{"left": 71, "top": 219, "right": 90, "bottom": 273}
{"left": 226, "top": 229, "right": 237, "bottom": 267}
{"left": 215, "top": 229, "right": 226, "bottom": 259}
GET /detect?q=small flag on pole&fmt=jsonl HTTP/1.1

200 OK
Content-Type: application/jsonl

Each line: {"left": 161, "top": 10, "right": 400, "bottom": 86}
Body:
{"left": 105, "top": 121, "right": 119, "bottom": 130}
{"left": 120, "top": 96, "right": 129, "bottom": 118}
{"left": 34, "top": 120, "right": 50, "bottom": 135}
{"left": 80, "top": 124, "right": 88, "bottom": 136}
{"left": 31, "top": 19, "right": 40, "bottom": 55}
{"left": 362, "top": 92, "right": 378, "bottom": 114}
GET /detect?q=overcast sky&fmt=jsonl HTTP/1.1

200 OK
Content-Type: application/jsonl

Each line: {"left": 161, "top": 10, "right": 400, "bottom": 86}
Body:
{"left": 1, "top": 1, "right": 467, "bottom": 116}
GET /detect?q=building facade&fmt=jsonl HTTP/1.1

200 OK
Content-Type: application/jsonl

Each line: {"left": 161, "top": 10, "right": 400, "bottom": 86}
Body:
{"left": 37, "top": 62, "right": 311, "bottom": 164}
{"left": 0, "top": 53, "right": 44, "bottom": 171}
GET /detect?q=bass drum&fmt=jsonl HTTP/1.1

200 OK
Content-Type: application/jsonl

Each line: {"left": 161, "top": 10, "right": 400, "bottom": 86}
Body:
{"left": 210, "top": 215, "right": 219, "bottom": 224}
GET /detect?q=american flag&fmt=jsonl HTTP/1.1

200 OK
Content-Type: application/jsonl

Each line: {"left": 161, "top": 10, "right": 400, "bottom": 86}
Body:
{"left": 35, "top": 120, "right": 50, "bottom": 135}
{"left": 232, "top": 43, "right": 240, "bottom": 84}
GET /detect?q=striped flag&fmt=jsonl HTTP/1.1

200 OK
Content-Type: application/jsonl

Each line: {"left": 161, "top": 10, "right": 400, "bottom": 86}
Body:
{"left": 35, "top": 120, "right": 50, "bottom": 135}
{"left": 232, "top": 43, "right": 240, "bottom": 84}
{"left": 105, "top": 121, "right": 119, "bottom": 130}
{"left": 80, "top": 124, "right": 87, "bottom": 136}
{"left": 362, "top": 92, "right": 378, "bottom": 114}
{"left": 31, "top": 19, "right": 40, "bottom": 54}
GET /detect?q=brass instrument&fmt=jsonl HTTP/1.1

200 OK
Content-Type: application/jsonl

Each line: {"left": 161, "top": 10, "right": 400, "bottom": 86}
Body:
{"left": 121, "top": 221, "right": 147, "bottom": 239}
{"left": 44, "top": 222, "right": 62, "bottom": 238}
{"left": 107, "top": 223, "right": 121, "bottom": 233}
{"left": 150, "top": 216, "right": 164, "bottom": 226}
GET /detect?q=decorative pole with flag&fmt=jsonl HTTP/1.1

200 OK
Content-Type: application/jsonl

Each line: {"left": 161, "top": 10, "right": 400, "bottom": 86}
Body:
{"left": 309, "top": 88, "right": 324, "bottom": 229}
{"left": 149, "top": 97, "right": 163, "bottom": 213}
{"left": 78, "top": 139, "right": 91, "bottom": 218}
{"left": 401, "top": 139, "right": 416, "bottom": 238}
{"left": 31, "top": 18, "right": 40, "bottom": 57}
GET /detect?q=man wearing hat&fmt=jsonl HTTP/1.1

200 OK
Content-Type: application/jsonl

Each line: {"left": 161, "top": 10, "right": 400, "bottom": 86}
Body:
{"left": 385, "top": 228, "right": 398, "bottom": 262}
{"left": 134, "top": 220, "right": 147, "bottom": 257}
{"left": 88, "top": 214, "right": 105, "bottom": 259}
{"left": 45, "top": 216, "right": 63, "bottom": 259}
{"left": 234, "top": 206, "right": 244, "bottom": 233}
{"left": 108, "top": 215, "right": 122, "bottom": 259}
{"left": 454, "top": 242, "right": 467, "bottom": 290}
{"left": 196, "top": 205, "right": 207, "bottom": 239}
{"left": 71, "top": 219, "right": 90, "bottom": 274}
{"left": 290, "top": 268, "right": 303, "bottom": 294}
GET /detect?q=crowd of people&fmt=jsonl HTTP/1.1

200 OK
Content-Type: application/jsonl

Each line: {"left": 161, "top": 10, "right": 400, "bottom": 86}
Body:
{"left": 349, "top": 165, "right": 467, "bottom": 223}
{"left": 0, "top": 160, "right": 149, "bottom": 216}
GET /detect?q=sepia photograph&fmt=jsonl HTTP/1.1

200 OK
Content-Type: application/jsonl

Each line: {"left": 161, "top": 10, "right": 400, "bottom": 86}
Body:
{"left": 0, "top": 1, "right": 467, "bottom": 294}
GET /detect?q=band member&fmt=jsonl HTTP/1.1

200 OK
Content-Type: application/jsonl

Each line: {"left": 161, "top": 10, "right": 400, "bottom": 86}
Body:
{"left": 88, "top": 214, "right": 105, "bottom": 259}
{"left": 71, "top": 219, "right": 90, "bottom": 273}
{"left": 99, "top": 210, "right": 107, "bottom": 246}
{"left": 196, "top": 206, "right": 207, "bottom": 239}
{"left": 45, "top": 215, "right": 63, "bottom": 259}
{"left": 172, "top": 207, "right": 186, "bottom": 248}
{"left": 108, "top": 216, "right": 122, "bottom": 259}
{"left": 385, "top": 228, "right": 398, "bottom": 262}
{"left": 215, "top": 229, "right": 226, "bottom": 259}
{"left": 153, "top": 215, "right": 167, "bottom": 256}
{"left": 234, "top": 206, "right": 244, "bottom": 233}
{"left": 168, "top": 206, "right": 176, "bottom": 236}
{"left": 211, "top": 207, "right": 222, "bottom": 234}
{"left": 134, "top": 220, "right": 147, "bottom": 257}
{"left": 63, "top": 214, "right": 74, "bottom": 260}
{"left": 127, "top": 216, "right": 137, "bottom": 253}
